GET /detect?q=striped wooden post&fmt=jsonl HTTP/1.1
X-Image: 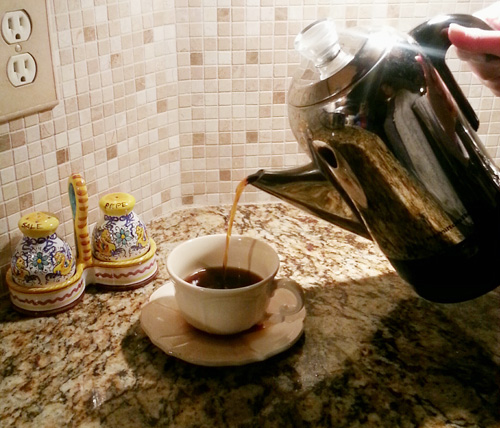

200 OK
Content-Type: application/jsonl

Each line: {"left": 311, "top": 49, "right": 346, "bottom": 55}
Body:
{"left": 68, "top": 173, "right": 92, "bottom": 266}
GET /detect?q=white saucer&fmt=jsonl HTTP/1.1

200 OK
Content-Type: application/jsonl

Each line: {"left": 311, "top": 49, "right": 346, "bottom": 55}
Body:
{"left": 140, "top": 281, "right": 306, "bottom": 367}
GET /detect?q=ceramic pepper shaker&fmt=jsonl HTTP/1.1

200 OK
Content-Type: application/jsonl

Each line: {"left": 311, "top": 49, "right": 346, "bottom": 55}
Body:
{"left": 11, "top": 212, "right": 76, "bottom": 287}
{"left": 92, "top": 192, "right": 150, "bottom": 262}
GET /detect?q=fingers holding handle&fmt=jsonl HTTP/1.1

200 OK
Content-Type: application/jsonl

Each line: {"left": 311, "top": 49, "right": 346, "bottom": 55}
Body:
{"left": 448, "top": 6, "right": 500, "bottom": 96}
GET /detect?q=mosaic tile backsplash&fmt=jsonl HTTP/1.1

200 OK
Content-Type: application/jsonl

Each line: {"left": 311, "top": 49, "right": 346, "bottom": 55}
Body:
{"left": 1, "top": 0, "right": 499, "bottom": 291}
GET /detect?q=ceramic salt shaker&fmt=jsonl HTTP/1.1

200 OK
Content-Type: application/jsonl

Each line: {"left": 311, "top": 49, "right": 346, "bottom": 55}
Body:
{"left": 11, "top": 212, "right": 76, "bottom": 287}
{"left": 92, "top": 192, "right": 150, "bottom": 261}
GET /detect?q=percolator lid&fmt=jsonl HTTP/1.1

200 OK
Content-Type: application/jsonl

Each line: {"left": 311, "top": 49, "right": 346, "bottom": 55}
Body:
{"left": 288, "top": 21, "right": 392, "bottom": 107}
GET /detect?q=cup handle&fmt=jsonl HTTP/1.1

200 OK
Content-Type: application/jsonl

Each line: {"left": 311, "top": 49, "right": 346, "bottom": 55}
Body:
{"left": 267, "top": 277, "right": 305, "bottom": 324}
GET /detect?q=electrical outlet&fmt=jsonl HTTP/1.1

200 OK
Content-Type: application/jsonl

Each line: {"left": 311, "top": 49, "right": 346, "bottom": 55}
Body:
{"left": 0, "top": 0, "right": 57, "bottom": 124}
{"left": 7, "top": 53, "right": 36, "bottom": 86}
{"left": 2, "top": 10, "right": 32, "bottom": 44}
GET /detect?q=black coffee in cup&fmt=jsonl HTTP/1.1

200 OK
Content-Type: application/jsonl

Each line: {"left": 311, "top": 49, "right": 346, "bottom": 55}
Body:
{"left": 184, "top": 266, "right": 263, "bottom": 290}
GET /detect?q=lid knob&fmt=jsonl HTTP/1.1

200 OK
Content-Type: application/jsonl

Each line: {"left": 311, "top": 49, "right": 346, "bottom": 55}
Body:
{"left": 294, "top": 18, "right": 341, "bottom": 67}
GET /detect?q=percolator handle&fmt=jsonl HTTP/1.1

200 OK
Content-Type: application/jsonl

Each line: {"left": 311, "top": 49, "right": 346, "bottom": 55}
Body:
{"left": 410, "top": 14, "right": 493, "bottom": 131}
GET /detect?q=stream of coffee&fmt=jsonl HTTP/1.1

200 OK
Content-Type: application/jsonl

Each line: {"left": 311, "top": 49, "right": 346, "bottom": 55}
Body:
{"left": 222, "top": 177, "right": 249, "bottom": 272}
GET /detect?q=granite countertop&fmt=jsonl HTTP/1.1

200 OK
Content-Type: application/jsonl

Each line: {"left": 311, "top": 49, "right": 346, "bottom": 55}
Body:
{"left": 1, "top": 203, "right": 499, "bottom": 427}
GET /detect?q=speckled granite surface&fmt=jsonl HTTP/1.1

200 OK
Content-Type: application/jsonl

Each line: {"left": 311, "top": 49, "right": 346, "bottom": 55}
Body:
{"left": 1, "top": 203, "right": 499, "bottom": 427}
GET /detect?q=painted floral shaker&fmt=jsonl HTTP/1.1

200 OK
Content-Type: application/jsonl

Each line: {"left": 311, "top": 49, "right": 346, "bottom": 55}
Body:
{"left": 11, "top": 212, "right": 76, "bottom": 288}
{"left": 92, "top": 192, "right": 150, "bottom": 262}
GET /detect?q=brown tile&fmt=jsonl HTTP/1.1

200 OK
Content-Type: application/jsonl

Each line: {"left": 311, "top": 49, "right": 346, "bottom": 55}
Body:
{"left": 91, "top": 106, "right": 103, "bottom": 121}
{"left": 193, "top": 182, "right": 205, "bottom": 195}
{"left": 168, "top": 149, "right": 179, "bottom": 163}
{"left": 0, "top": 134, "right": 10, "bottom": 152}
{"left": 64, "top": 97, "right": 78, "bottom": 114}
{"left": 53, "top": 117, "right": 67, "bottom": 135}
{"left": 59, "top": 48, "right": 73, "bottom": 66}
{"left": 41, "top": 138, "right": 55, "bottom": 155}
{"left": 193, "top": 147, "right": 205, "bottom": 158}
{"left": 83, "top": 26, "right": 96, "bottom": 42}
{"left": 192, "top": 133, "right": 205, "bottom": 145}
{"left": 143, "top": 29, "right": 154, "bottom": 44}
{"left": 275, "top": 7, "right": 287, "bottom": 21}
{"left": 161, "top": 189, "right": 171, "bottom": 203}
{"left": 77, "top": 94, "right": 90, "bottom": 110}
{"left": 219, "top": 133, "right": 231, "bottom": 144}
{"left": 17, "top": 178, "right": 32, "bottom": 194}
{"left": 66, "top": 113, "right": 79, "bottom": 130}
{"left": 93, "top": 120, "right": 104, "bottom": 136}
{"left": 182, "top": 195, "right": 194, "bottom": 205}
{"left": 246, "top": 131, "right": 258, "bottom": 143}
{"left": 219, "top": 170, "right": 231, "bottom": 181}
{"left": 87, "top": 181, "right": 97, "bottom": 198}
{"left": 106, "top": 145, "right": 117, "bottom": 160}
{"left": 40, "top": 122, "right": 54, "bottom": 139}
{"left": 246, "top": 51, "right": 258, "bottom": 64}
{"left": 152, "top": 206, "right": 163, "bottom": 218}
{"left": 190, "top": 52, "right": 203, "bottom": 66}
{"left": 86, "top": 58, "right": 99, "bottom": 75}
{"left": 38, "top": 111, "right": 53, "bottom": 122}
{"left": 5, "top": 198, "right": 20, "bottom": 217}
{"left": 272, "top": 156, "right": 284, "bottom": 168}
{"left": 19, "top": 193, "right": 34, "bottom": 211}
{"left": 110, "top": 53, "right": 122, "bottom": 68}
{"left": 31, "top": 173, "right": 45, "bottom": 190}
{"left": 260, "top": 106, "right": 271, "bottom": 117}
{"left": 190, "top": 38, "right": 203, "bottom": 51}
{"left": 96, "top": 23, "right": 109, "bottom": 39}
{"left": 56, "top": 149, "right": 68, "bottom": 165}
{"left": 191, "top": 67, "right": 203, "bottom": 80}
{"left": 135, "top": 77, "right": 146, "bottom": 91}
{"left": 103, "top": 102, "right": 114, "bottom": 117}
{"left": 217, "top": 8, "right": 230, "bottom": 22}
{"left": 218, "top": 66, "right": 231, "bottom": 79}
{"left": 157, "top": 99, "right": 168, "bottom": 113}
{"left": 11, "top": 131, "right": 25, "bottom": 148}
{"left": 139, "top": 146, "right": 150, "bottom": 161}
{"left": 9, "top": 118, "right": 24, "bottom": 131}
{"left": 273, "top": 91, "right": 285, "bottom": 104}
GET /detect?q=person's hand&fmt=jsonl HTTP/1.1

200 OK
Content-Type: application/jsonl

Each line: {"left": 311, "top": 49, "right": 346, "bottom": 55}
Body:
{"left": 448, "top": 2, "right": 500, "bottom": 96}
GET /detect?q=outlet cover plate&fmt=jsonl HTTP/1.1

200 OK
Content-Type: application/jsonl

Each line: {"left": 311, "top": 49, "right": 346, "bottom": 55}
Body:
{"left": 0, "top": 0, "right": 58, "bottom": 124}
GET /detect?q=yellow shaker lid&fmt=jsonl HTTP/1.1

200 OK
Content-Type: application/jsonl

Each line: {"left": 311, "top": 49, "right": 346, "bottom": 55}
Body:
{"left": 18, "top": 212, "right": 60, "bottom": 238}
{"left": 99, "top": 192, "right": 136, "bottom": 216}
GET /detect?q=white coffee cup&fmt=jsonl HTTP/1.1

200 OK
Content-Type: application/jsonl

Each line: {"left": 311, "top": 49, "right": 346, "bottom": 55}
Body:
{"left": 166, "top": 234, "right": 304, "bottom": 335}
